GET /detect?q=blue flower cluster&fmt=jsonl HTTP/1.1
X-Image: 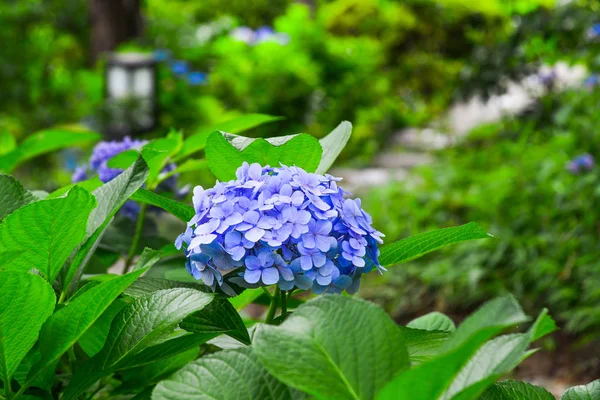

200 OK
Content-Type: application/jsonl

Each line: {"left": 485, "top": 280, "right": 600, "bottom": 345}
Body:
{"left": 175, "top": 163, "right": 385, "bottom": 296}
{"left": 73, "top": 136, "right": 183, "bottom": 218}
{"left": 152, "top": 50, "right": 208, "bottom": 86}
{"left": 230, "top": 26, "right": 290, "bottom": 46}
{"left": 567, "top": 153, "right": 594, "bottom": 174}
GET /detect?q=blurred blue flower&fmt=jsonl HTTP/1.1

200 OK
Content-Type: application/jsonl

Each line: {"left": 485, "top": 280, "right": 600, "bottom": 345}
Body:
{"left": 230, "top": 26, "right": 255, "bottom": 44}
{"left": 175, "top": 162, "right": 384, "bottom": 295}
{"left": 567, "top": 153, "right": 595, "bottom": 174}
{"left": 587, "top": 23, "right": 600, "bottom": 39}
{"left": 171, "top": 60, "right": 188, "bottom": 75}
{"left": 187, "top": 71, "right": 207, "bottom": 86}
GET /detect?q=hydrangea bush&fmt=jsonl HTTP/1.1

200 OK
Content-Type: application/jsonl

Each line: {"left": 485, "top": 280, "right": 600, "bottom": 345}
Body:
{"left": 0, "top": 120, "right": 597, "bottom": 400}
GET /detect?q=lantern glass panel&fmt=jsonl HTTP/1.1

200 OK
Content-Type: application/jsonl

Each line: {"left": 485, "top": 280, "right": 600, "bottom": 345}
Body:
{"left": 133, "top": 67, "right": 154, "bottom": 97}
{"left": 107, "top": 66, "right": 129, "bottom": 99}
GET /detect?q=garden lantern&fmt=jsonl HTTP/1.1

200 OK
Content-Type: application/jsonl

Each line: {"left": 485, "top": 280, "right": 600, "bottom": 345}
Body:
{"left": 104, "top": 52, "right": 158, "bottom": 137}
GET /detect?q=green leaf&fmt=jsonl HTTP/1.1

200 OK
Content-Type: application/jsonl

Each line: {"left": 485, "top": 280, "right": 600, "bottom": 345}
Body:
{"left": 407, "top": 312, "right": 456, "bottom": 332}
{"left": 131, "top": 189, "right": 194, "bottom": 222}
{"left": 379, "top": 222, "right": 491, "bottom": 267}
{"left": 63, "top": 157, "right": 149, "bottom": 292}
{"left": 444, "top": 309, "right": 556, "bottom": 400}
{"left": 178, "top": 114, "right": 284, "bottom": 160}
{"left": 123, "top": 276, "right": 249, "bottom": 344}
{"left": 480, "top": 380, "right": 555, "bottom": 400}
{"left": 46, "top": 177, "right": 103, "bottom": 200}
{"left": 24, "top": 267, "right": 149, "bottom": 391}
{"left": 0, "top": 174, "right": 35, "bottom": 222}
{"left": 562, "top": 380, "right": 600, "bottom": 400}
{"left": 376, "top": 296, "right": 529, "bottom": 400}
{"left": 144, "top": 135, "right": 183, "bottom": 184}
{"left": 78, "top": 299, "right": 127, "bottom": 357}
{"left": 0, "top": 186, "right": 95, "bottom": 282}
{"left": 254, "top": 296, "right": 409, "bottom": 400}
{"left": 106, "top": 149, "right": 141, "bottom": 169}
{"left": 205, "top": 131, "right": 323, "bottom": 181}
{"left": 0, "top": 271, "right": 55, "bottom": 384}
{"left": 0, "top": 128, "right": 101, "bottom": 172}
{"left": 401, "top": 327, "right": 450, "bottom": 366}
{"left": 0, "top": 131, "right": 16, "bottom": 156}
{"left": 180, "top": 298, "right": 251, "bottom": 345}
{"left": 316, "top": 121, "right": 352, "bottom": 174}
{"left": 169, "top": 159, "right": 207, "bottom": 175}
{"left": 63, "top": 288, "right": 214, "bottom": 400}
{"left": 118, "top": 347, "right": 199, "bottom": 393}
{"left": 229, "top": 288, "right": 263, "bottom": 311}
{"left": 152, "top": 347, "right": 301, "bottom": 400}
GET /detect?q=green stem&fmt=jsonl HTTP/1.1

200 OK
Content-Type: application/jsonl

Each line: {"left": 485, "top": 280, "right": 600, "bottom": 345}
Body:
{"left": 280, "top": 290, "right": 287, "bottom": 315}
{"left": 260, "top": 286, "right": 273, "bottom": 299}
{"left": 123, "top": 203, "right": 147, "bottom": 274}
{"left": 264, "top": 288, "right": 280, "bottom": 324}
{"left": 3, "top": 375, "right": 11, "bottom": 400}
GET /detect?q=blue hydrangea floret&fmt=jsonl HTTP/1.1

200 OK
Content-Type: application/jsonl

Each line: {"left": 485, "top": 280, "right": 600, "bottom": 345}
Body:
{"left": 175, "top": 163, "right": 385, "bottom": 296}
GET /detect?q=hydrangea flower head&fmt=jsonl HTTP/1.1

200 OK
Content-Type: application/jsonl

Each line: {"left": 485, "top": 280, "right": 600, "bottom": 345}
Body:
{"left": 176, "top": 163, "right": 385, "bottom": 296}
{"left": 73, "top": 136, "right": 183, "bottom": 218}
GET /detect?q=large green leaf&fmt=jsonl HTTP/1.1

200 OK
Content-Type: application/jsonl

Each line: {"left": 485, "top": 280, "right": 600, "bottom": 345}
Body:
{"left": 316, "top": 121, "right": 352, "bottom": 174}
{"left": 178, "top": 114, "right": 284, "bottom": 160}
{"left": 401, "top": 327, "right": 451, "bottom": 366}
{"left": 152, "top": 347, "right": 301, "bottom": 400}
{"left": 407, "top": 312, "right": 456, "bottom": 332}
{"left": 376, "top": 296, "right": 529, "bottom": 400}
{"left": 480, "top": 380, "right": 555, "bottom": 400}
{"left": 0, "top": 271, "right": 55, "bottom": 385}
{"left": 205, "top": 131, "right": 322, "bottom": 181}
{"left": 0, "top": 174, "right": 35, "bottom": 222}
{"left": 131, "top": 189, "right": 194, "bottom": 222}
{"left": 0, "top": 186, "right": 95, "bottom": 282}
{"left": 562, "top": 380, "right": 600, "bottom": 400}
{"left": 63, "top": 288, "right": 214, "bottom": 400}
{"left": 63, "top": 157, "right": 149, "bottom": 291}
{"left": 24, "top": 266, "right": 150, "bottom": 391}
{"left": 180, "top": 298, "right": 251, "bottom": 345}
{"left": 254, "top": 296, "right": 409, "bottom": 400}
{"left": 0, "top": 128, "right": 101, "bottom": 173}
{"left": 379, "top": 222, "right": 491, "bottom": 267}
{"left": 46, "top": 177, "right": 104, "bottom": 200}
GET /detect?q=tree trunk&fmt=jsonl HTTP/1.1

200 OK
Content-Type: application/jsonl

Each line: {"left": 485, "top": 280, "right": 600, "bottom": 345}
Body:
{"left": 90, "top": 0, "right": 143, "bottom": 63}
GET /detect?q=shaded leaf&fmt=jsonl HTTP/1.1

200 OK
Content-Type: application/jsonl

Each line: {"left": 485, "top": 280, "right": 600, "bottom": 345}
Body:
{"left": 400, "top": 327, "right": 450, "bottom": 366}
{"left": 181, "top": 298, "right": 251, "bottom": 345}
{"left": 0, "top": 174, "right": 35, "bottom": 222}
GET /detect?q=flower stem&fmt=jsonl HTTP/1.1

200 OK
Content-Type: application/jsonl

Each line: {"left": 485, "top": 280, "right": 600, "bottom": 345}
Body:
{"left": 280, "top": 290, "right": 288, "bottom": 315}
{"left": 123, "top": 203, "right": 147, "bottom": 274}
{"left": 265, "top": 287, "right": 280, "bottom": 324}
